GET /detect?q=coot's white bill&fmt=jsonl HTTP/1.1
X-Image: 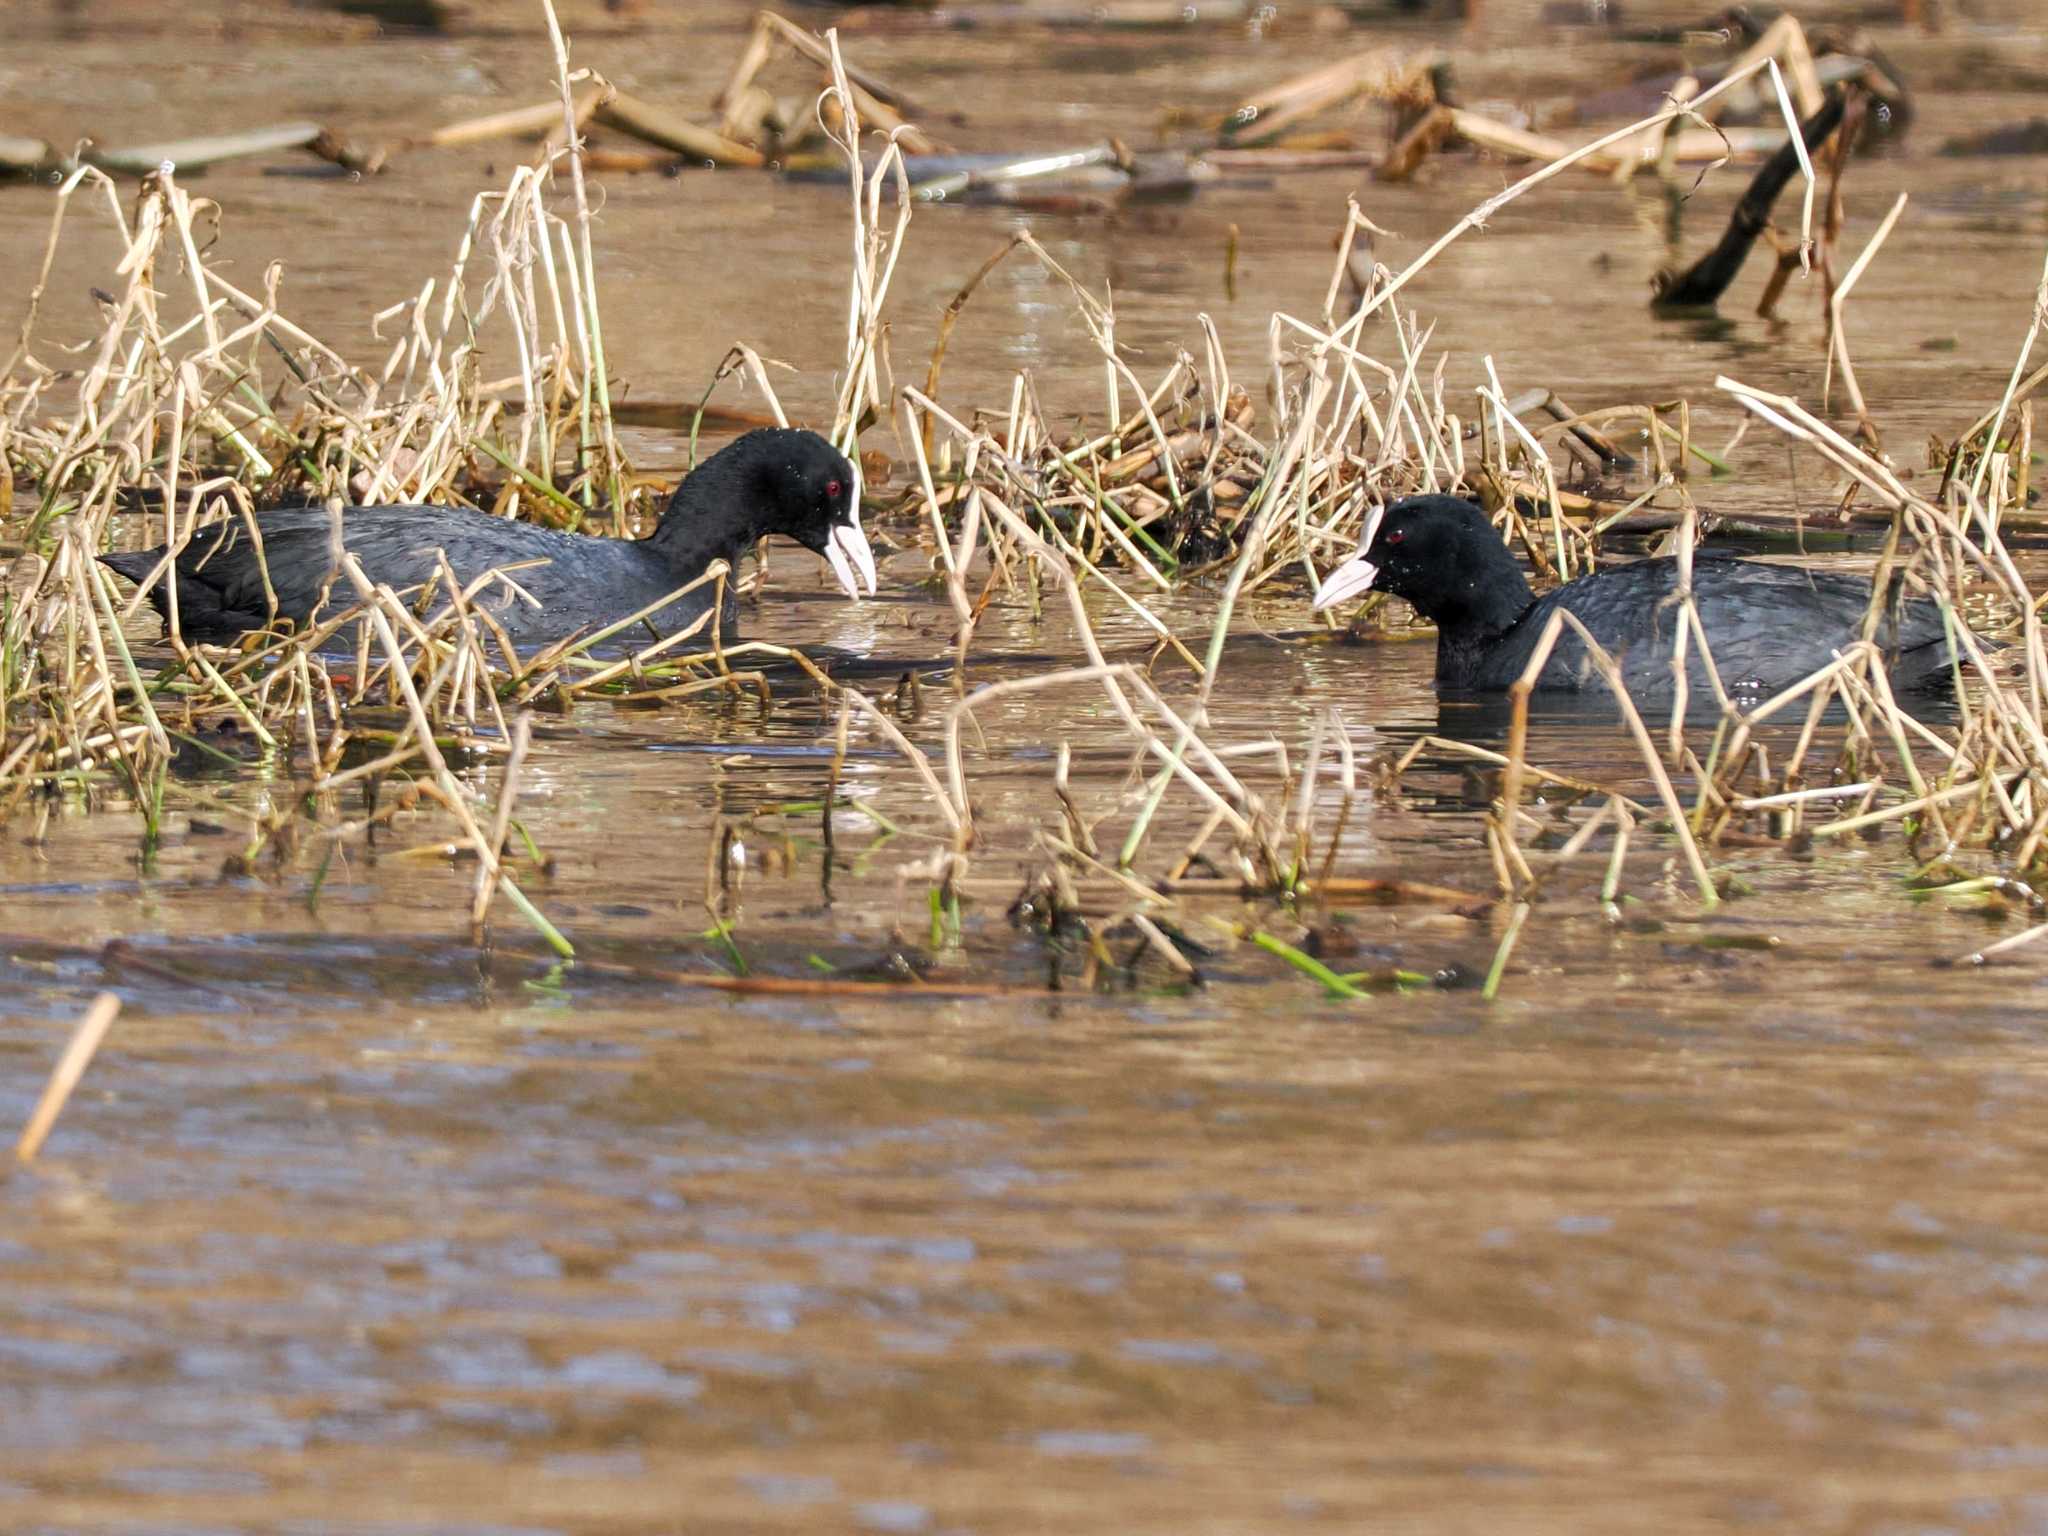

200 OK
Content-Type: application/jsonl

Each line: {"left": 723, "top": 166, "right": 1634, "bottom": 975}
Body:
{"left": 1312, "top": 554, "right": 1379, "bottom": 612}
{"left": 825, "top": 513, "right": 878, "bottom": 599}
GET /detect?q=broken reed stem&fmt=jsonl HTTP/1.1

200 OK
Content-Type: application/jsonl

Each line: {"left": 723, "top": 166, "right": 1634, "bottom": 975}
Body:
{"left": 472, "top": 711, "right": 534, "bottom": 929}
{"left": 824, "top": 28, "right": 913, "bottom": 455}
{"left": 1496, "top": 608, "right": 1568, "bottom": 895}
{"left": 538, "top": 0, "right": 622, "bottom": 512}
{"left": 846, "top": 686, "right": 965, "bottom": 838}
{"left": 922, "top": 234, "right": 1025, "bottom": 459}
{"left": 340, "top": 556, "right": 571, "bottom": 957}
{"left": 1967, "top": 242, "right": 2048, "bottom": 506}
{"left": 16, "top": 991, "right": 121, "bottom": 1162}
{"left": 1763, "top": 58, "right": 1820, "bottom": 272}
{"left": 1554, "top": 609, "right": 1719, "bottom": 905}
{"left": 1822, "top": 190, "right": 1909, "bottom": 422}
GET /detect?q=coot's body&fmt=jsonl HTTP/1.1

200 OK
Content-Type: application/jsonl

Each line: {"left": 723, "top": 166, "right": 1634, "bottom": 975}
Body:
{"left": 1314, "top": 496, "right": 1960, "bottom": 698}
{"left": 101, "top": 428, "right": 874, "bottom": 648}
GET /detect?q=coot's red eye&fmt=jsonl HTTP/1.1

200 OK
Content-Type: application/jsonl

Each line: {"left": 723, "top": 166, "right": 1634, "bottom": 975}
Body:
{"left": 826, "top": 479, "right": 843, "bottom": 499}
{"left": 1384, "top": 528, "right": 1405, "bottom": 546}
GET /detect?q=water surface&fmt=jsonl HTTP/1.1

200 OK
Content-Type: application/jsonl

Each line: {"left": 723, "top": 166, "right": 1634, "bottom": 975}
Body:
{"left": 7, "top": 2, "right": 2048, "bottom": 1531}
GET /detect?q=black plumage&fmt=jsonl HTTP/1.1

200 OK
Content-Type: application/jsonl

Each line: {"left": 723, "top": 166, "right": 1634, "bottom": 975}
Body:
{"left": 100, "top": 428, "right": 874, "bottom": 648}
{"left": 1313, "top": 496, "right": 1962, "bottom": 697}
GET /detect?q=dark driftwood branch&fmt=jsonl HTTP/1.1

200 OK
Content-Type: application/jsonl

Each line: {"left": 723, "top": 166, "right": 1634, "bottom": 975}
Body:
{"left": 1651, "top": 89, "right": 1848, "bottom": 311}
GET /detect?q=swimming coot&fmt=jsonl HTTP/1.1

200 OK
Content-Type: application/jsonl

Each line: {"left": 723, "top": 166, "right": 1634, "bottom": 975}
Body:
{"left": 101, "top": 427, "right": 875, "bottom": 647}
{"left": 1312, "top": 495, "right": 1961, "bottom": 696}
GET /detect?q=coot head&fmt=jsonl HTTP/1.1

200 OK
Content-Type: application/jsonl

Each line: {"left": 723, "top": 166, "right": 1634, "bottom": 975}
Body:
{"left": 1311, "top": 495, "right": 1527, "bottom": 629}
{"left": 746, "top": 430, "right": 875, "bottom": 600}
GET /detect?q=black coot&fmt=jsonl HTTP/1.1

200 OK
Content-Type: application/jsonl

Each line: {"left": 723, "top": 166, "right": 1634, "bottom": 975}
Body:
{"left": 1313, "top": 495, "right": 1962, "bottom": 697}
{"left": 101, "top": 428, "right": 875, "bottom": 646}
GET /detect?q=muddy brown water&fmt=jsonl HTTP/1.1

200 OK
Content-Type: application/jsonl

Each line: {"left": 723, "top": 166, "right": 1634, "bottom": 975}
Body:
{"left": 8, "top": 3, "right": 2048, "bottom": 1532}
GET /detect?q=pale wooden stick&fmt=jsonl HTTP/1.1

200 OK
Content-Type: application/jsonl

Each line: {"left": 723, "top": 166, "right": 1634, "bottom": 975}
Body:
{"left": 16, "top": 992, "right": 122, "bottom": 1163}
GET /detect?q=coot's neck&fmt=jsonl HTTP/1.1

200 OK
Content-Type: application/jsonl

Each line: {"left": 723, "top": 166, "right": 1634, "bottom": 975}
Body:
{"left": 641, "top": 454, "right": 762, "bottom": 577}
{"left": 1414, "top": 535, "right": 1539, "bottom": 679}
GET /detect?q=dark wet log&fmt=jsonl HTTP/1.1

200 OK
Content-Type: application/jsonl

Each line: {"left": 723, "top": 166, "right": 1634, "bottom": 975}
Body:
{"left": 1650, "top": 89, "right": 1846, "bottom": 310}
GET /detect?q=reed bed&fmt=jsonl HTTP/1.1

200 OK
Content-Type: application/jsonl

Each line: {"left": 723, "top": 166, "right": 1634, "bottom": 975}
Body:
{"left": 5, "top": 11, "right": 2048, "bottom": 1000}
{"left": 851, "top": 197, "right": 2048, "bottom": 990}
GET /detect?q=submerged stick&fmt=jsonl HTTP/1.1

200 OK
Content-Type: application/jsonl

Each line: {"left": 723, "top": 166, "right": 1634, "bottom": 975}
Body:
{"left": 16, "top": 992, "right": 121, "bottom": 1163}
{"left": 1822, "top": 188, "right": 1910, "bottom": 430}
{"left": 565, "top": 953, "right": 1066, "bottom": 1000}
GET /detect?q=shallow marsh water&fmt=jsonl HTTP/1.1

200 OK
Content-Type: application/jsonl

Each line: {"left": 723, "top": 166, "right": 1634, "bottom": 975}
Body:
{"left": 8, "top": 1, "right": 2048, "bottom": 1531}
